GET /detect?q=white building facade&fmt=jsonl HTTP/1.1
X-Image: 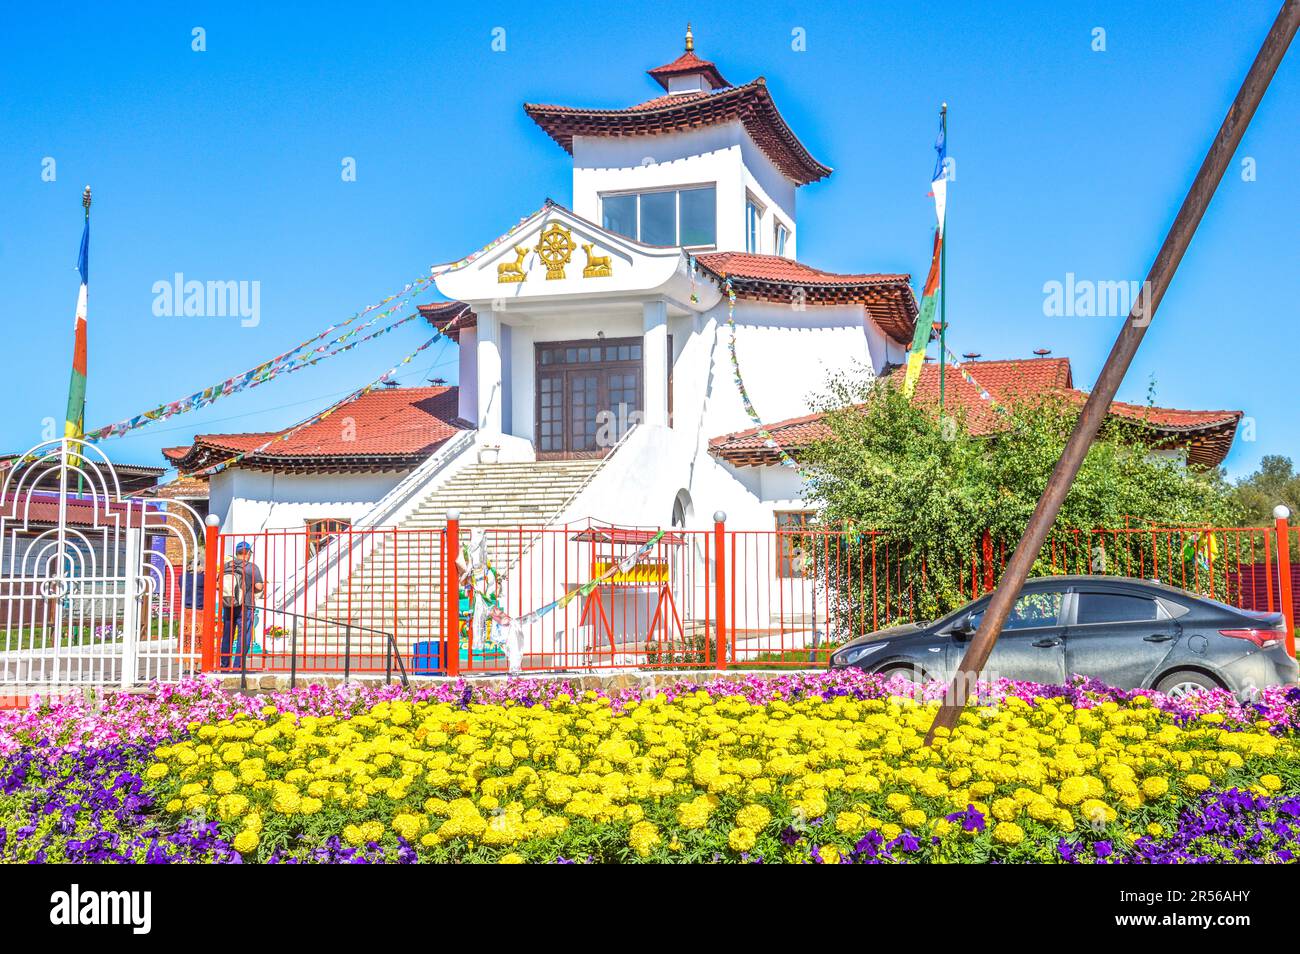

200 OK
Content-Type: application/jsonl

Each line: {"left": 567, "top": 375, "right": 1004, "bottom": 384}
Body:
{"left": 182, "top": 31, "right": 919, "bottom": 539}
{"left": 417, "top": 31, "right": 918, "bottom": 532}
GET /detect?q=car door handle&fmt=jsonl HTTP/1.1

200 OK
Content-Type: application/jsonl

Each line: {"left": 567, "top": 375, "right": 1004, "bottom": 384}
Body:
{"left": 1143, "top": 633, "right": 1173, "bottom": 642}
{"left": 1032, "top": 638, "right": 1061, "bottom": 648}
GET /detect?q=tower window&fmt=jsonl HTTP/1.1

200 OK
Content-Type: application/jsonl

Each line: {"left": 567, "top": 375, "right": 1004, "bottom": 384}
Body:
{"left": 774, "top": 221, "right": 789, "bottom": 257}
{"left": 745, "top": 196, "right": 764, "bottom": 253}
{"left": 600, "top": 185, "right": 716, "bottom": 247}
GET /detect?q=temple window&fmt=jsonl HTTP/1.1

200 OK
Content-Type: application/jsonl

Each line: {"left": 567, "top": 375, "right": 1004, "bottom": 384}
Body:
{"left": 600, "top": 185, "right": 716, "bottom": 247}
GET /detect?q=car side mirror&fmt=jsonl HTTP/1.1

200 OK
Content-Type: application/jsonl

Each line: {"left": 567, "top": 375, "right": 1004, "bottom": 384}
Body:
{"left": 951, "top": 616, "right": 976, "bottom": 638}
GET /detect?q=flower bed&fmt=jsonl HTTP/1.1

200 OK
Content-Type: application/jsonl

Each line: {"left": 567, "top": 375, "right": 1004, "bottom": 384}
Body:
{"left": 1, "top": 673, "right": 1297, "bottom": 864}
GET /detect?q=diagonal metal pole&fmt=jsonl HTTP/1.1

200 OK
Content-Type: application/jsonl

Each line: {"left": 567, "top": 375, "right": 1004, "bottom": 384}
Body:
{"left": 926, "top": 0, "right": 1300, "bottom": 744}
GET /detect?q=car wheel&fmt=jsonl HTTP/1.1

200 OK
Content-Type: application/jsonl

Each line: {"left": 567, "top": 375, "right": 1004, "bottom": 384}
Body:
{"left": 1155, "top": 670, "right": 1223, "bottom": 698}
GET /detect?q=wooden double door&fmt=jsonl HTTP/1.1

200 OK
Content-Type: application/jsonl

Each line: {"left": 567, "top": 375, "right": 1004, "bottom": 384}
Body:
{"left": 536, "top": 338, "right": 643, "bottom": 458}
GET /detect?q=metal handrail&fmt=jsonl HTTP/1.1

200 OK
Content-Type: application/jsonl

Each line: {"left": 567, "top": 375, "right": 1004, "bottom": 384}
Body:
{"left": 226, "top": 605, "right": 409, "bottom": 691}
{"left": 270, "top": 429, "right": 476, "bottom": 614}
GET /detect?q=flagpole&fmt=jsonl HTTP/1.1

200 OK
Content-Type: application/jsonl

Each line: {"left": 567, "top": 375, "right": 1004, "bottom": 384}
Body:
{"left": 65, "top": 186, "right": 91, "bottom": 495}
{"left": 938, "top": 104, "right": 948, "bottom": 409}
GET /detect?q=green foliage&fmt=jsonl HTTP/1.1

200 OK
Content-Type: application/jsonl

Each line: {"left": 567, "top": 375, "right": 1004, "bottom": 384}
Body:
{"left": 1232, "top": 455, "right": 1300, "bottom": 526}
{"left": 802, "top": 375, "right": 1239, "bottom": 627}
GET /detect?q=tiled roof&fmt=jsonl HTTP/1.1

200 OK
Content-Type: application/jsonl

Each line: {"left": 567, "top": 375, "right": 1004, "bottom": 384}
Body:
{"left": 900, "top": 357, "right": 1074, "bottom": 435}
{"left": 524, "top": 79, "right": 832, "bottom": 186}
{"left": 695, "top": 252, "right": 918, "bottom": 345}
{"left": 646, "top": 50, "right": 730, "bottom": 91}
{"left": 418, "top": 301, "right": 475, "bottom": 342}
{"left": 164, "top": 387, "right": 469, "bottom": 474}
{"left": 710, "top": 357, "right": 1241, "bottom": 469}
{"left": 1, "top": 492, "right": 157, "bottom": 529}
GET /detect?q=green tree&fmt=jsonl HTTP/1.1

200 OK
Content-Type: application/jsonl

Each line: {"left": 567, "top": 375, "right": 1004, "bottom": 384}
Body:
{"left": 802, "top": 375, "right": 1238, "bottom": 628}
{"left": 1232, "top": 455, "right": 1300, "bottom": 525}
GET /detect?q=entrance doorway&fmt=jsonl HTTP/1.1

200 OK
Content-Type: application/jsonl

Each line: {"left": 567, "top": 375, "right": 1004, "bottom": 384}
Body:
{"left": 536, "top": 338, "right": 643, "bottom": 458}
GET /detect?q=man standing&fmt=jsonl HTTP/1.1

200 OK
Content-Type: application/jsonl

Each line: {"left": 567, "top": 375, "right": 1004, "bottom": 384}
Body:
{"left": 220, "top": 541, "right": 264, "bottom": 671}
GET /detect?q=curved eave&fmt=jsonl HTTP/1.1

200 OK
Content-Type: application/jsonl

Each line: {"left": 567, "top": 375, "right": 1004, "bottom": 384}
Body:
{"left": 523, "top": 80, "right": 832, "bottom": 186}
{"left": 694, "top": 258, "right": 918, "bottom": 346}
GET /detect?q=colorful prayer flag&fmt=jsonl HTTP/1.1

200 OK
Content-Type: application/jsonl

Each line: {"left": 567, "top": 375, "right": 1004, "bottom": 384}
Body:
{"left": 64, "top": 194, "right": 90, "bottom": 442}
{"left": 902, "top": 111, "right": 949, "bottom": 398}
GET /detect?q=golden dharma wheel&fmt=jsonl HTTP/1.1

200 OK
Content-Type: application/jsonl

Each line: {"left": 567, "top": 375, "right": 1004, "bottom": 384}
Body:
{"left": 535, "top": 223, "right": 576, "bottom": 279}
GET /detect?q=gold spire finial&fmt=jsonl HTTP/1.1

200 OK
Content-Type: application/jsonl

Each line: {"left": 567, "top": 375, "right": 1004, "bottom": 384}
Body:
{"left": 685, "top": 23, "right": 694, "bottom": 52}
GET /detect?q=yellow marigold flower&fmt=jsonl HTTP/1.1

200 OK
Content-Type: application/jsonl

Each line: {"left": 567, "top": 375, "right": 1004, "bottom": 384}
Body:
{"left": 392, "top": 813, "right": 424, "bottom": 841}
{"left": 272, "top": 787, "right": 301, "bottom": 815}
{"left": 1140, "top": 777, "right": 1169, "bottom": 799}
{"left": 232, "top": 829, "right": 259, "bottom": 854}
{"left": 991, "top": 798, "right": 1019, "bottom": 822}
{"left": 1185, "top": 773, "right": 1212, "bottom": 792}
{"left": 1261, "top": 774, "right": 1283, "bottom": 792}
{"left": 1080, "top": 799, "right": 1117, "bottom": 827}
{"left": 676, "top": 796, "right": 713, "bottom": 830}
{"left": 799, "top": 791, "right": 828, "bottom": 820}
{"left": 819, "top": 844, "right": 841, "bottom": 864}
{"left": 736, "top": 804, "right": 772, "bottom": 830}
{"left": 216, "top": 793, "right": 250, "bottom": 821}
{"left": 1147, "top": 822, "right": 1164, "bottom": 837}
{"left": 498, "top": 853, "right": 525, "bottom": 864}
{"left": 145, "top": 763, "right": 169, "bottom": 780}
{"left": 835, "top": 811, "right": 863, "bottom": 835}
{"left": 165, "top": 799, "right": 183, "bottom": 813}
{"left": 211, "top": 770, "right": 237, "bottom": 795}
{"left": 629, "top": 821, "right": 661, "bottom": 858}
{"left": 886, "top": 792, "right": 912, "bottom": 813}
{"left": 899, "top": 808, "right": 926, "bottom": 828}
{"left": 992, "top": 822, "right": 1024, "bottom": 846}
{"left": 1027, "top": 798, "right": 1056, "bottom": 822}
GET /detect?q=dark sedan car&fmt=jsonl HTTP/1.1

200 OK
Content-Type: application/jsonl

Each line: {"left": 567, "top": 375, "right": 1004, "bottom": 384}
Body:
{"left": 828, "top": 575, "right": 1298, "bottom": 698}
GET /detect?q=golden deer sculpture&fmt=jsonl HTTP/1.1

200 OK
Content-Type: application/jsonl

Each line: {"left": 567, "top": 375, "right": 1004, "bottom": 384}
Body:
{"left": 582, "top": 243, "right": 612, "bottom": 278}
{"left": 497, "top": 245, "right": 528, "bottom": 283}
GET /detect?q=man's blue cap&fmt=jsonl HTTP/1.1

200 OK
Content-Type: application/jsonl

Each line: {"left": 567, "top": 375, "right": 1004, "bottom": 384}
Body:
{"left": 235, "top": 542, "right": 252, "bottom": 554}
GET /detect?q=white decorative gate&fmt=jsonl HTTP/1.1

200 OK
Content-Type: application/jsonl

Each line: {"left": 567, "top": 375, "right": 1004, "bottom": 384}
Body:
{"left": 0, "top": 439, "right": 202, "bottom": 688}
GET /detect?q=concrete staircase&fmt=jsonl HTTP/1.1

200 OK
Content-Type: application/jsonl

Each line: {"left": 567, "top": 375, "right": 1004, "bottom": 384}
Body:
{"left": 282, "top": 459, "right": 603, "bottom": 669}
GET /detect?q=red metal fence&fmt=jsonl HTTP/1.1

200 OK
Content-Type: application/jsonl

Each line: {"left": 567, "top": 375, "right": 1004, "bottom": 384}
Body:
{"left": 198, "top": 516, "right": 1300, "bottom": 680}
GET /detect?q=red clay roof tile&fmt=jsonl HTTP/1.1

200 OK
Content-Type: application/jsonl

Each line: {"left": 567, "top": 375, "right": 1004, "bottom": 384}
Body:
{"left": 165, "top": 387, "right": 468, "bottom": 473}
{"left": 646, "top": 50, "right": 730, "bottom": 91}
{"left": 524, "top": 80, "right": 832, "bottom": 186}
{"left": 695, "top": 252, "right": 917, "bottom": 345}
{"left": 709, "top": 357, "right": 1241, "bottom": 468}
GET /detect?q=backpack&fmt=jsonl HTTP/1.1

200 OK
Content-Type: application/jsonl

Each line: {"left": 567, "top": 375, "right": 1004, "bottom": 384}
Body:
{"left": 221, "top": 563, "right": 245, "bottom": 608}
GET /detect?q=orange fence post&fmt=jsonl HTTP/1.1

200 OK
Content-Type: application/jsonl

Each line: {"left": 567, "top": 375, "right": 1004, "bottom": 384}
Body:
{"left": 982, "top": 529, "right": 995, "bottom": 593}
{"left": 446, "top": 510, "right": 460, "bottom": 677}
{"left": 714, "top": 511, "right": 727, "bottom": 670}
{"left": 1274, "top": 506, "right": 1295, "bottom": 657}
{"left": 200, "top": 515, "right": 220, "bottom": 672}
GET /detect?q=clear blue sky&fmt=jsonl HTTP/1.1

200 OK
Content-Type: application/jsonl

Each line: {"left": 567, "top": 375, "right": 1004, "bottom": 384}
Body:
{"left": 1, "top": 0, "right": 1295, "bottom": 479}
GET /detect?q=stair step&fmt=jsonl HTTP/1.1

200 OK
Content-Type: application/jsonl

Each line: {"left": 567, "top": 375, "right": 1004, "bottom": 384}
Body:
{"left": 292, "top": 457, "right": 606, "bottom": 629}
